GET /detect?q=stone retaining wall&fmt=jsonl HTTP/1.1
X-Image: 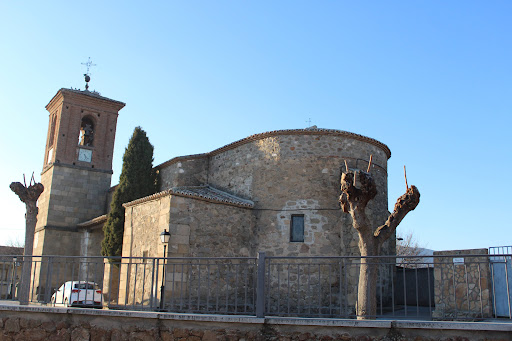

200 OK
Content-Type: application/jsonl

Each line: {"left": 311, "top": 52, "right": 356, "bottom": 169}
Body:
{"left": 0, "top": 305, "right": 510, "bottom": 341}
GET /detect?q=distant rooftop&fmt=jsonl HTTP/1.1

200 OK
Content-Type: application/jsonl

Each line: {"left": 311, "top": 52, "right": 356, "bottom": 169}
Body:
{"left": 0, "top": 245, "right": 23, "bottom": 262}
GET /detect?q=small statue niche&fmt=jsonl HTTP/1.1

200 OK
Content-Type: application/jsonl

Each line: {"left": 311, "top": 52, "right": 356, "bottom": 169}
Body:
{"left": 79, "top": 116, "right": 95, "bottom": 146}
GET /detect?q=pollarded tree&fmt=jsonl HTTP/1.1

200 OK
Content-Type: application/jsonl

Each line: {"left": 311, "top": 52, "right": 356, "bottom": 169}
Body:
{"left": 339, "top": 162, "right": 420, "bottom": 319}
{"left": 10, "top": 178, "right": 44, "bottom": 305}
{"left": 102, "top": 127, "right": 159, "bottom": 259}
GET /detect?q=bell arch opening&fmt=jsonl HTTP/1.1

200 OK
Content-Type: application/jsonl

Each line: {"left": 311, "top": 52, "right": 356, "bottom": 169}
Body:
{"left": 78, "top": 116, "right": 95, "bottom": 147}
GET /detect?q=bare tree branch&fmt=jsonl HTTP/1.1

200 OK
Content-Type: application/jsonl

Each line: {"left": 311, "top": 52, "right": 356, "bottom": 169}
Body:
{"left": 374, "top": 185, "right": 420, "bottom": 243}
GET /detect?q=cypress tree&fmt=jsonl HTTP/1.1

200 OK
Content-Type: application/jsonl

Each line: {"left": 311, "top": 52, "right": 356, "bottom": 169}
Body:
{"left": 102, "top": 127, "right": 159, "bottom": 259}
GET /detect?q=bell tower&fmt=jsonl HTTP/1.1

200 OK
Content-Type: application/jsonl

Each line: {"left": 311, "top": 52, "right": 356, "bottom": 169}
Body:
{"left": 34, "top": 78, "right": 125, "bottom": 257}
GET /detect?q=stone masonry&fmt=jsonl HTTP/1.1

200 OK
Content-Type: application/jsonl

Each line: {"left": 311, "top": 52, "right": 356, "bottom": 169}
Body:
{"left": 118, "top": 128, "right": 393, "bottom": 313}
{"left": 36, "top": 88, "right": 124, "bottom": 253}
{"left": 1, "top": 306, "right": 511, "bottom": 341}
{"left": 119, "top": 192, "right": 255, "bottom": 306}
{"left": 30, "top": 88, "right": 124, "bottom": 303}
{"left": 156, "top": 129, "right": 391, "bottom": 259}
{"left": 432, "top": 249, "right": 492, "bottom": 319}
{"left": 33, "top": 86, "right": 399, "bottom": 313}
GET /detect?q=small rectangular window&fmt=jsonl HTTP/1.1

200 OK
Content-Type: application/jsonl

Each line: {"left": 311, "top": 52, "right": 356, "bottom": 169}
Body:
{"left": 290, "top": 215, "right": 305, "bottom": 242}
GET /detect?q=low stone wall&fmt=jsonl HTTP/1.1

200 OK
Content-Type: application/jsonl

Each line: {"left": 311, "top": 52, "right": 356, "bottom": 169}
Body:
{"left": 432, "top": 249, "right": 492, "bottom": 319}
{"left": 0, "top": 305, "right": 510, "bottom": 341}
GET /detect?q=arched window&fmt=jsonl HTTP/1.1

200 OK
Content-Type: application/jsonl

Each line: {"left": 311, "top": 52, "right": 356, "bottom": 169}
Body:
{"left": 48, "top": 114, "right": 57, "bottom": 147}
{"left": 78, "top": 116, "right": 95, "bottom": 146}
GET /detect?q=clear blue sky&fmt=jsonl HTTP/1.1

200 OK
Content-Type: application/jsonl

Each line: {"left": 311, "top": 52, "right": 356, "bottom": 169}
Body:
{"left": 1, "top": 1, "right": 510, "bottom": 251}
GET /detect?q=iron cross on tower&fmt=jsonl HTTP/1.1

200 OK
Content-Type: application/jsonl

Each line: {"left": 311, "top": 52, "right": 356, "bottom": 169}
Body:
{"left": 81, "top": 57, "right": 97, "bottom": 90}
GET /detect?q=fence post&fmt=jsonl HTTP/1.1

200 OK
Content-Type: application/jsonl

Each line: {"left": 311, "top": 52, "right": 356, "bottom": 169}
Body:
{"left": 44, "top": 256, "right": 53, "bottom": 303}
{"left": 256, "top": 252, "right": 266, "bottom": 318}
{"left": 150, "top": 258, "right": 156, "bottom": 310}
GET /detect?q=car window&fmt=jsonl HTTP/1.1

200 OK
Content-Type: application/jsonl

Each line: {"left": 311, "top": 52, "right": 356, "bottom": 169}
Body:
{"left": 75, "top": 283, "right": 95, "bottom": 290}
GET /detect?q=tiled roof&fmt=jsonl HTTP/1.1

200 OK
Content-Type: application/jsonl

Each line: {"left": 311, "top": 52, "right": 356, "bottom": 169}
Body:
{"left": 211, "top": 128, "right": 391, "bottom": 158}
{"left": 77, "top": 214, "right": 107, "bottom": 228}
{"left": 123, "top": 185, "right": 254, "bottom": 209}
{"left": 60, "top": 88, "right": 126, "bottom": 106}
{"left": 46, "top": 88, "right": 126, "bottom": 111}
{"left": 156, "top": 127, "right": 390, "bottom": 170}
{"left": 171, "top": 186, "right": 254, "bottom": 208}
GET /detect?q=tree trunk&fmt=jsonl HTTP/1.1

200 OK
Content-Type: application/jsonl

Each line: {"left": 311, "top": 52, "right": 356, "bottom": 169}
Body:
{"left": 19, "top": 202, "right": 38, "bottom": 305}
{"left": 10, "top": 181, "right": 44, "bottom": 305}
{"left": 339, "top": 169, "right": 419, "bottom": 319}
{"left": 356, "top": 236, "right": 379, "bottom": 319}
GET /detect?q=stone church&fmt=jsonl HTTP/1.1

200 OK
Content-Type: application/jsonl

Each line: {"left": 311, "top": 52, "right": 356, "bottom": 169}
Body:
{"left": 34, "top": 86, "right": 393, "bottom": 272}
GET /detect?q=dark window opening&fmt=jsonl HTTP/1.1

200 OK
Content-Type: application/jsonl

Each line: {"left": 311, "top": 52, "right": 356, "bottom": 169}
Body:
{"left": 48, "top": 114, "right": 57, "bottom": 147}
{"left": 79, "top": 116, "right": 95, "bottom": 146}
{"left": 290, "top": 215, "right": 305, "bottom": 242}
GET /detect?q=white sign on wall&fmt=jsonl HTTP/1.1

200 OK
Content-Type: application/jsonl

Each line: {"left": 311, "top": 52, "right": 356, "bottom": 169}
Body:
{"left": 453, "top": 257, "right": 465, "bottom": 264}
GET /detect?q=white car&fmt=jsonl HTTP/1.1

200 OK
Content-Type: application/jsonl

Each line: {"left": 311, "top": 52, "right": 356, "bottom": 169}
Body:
{"left": 51, "top": 281, "right": 103, "bottom": 308}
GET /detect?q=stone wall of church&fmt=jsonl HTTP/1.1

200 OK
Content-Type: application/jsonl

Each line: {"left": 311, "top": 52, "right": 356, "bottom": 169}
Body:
{"left": 206, "top": 133, "right": 390, "bottom": 258}
{"left": 121, "top": 194, "right": 255, "bottom": 260}
{"left": 119, "top": 193, "right": 255, "bottom": 305}
{"left": 119, "top": 195, "right": 171, "bottom": 306}
{"left": 203, "top": 132, "right": 392, "bottom": 311}
{"left": 170, "top": 196, "right": 256, "bottom": 258}
{"left": 36, "top": 164, "right": 112, "bottom": 230}
{"left": 152, "top": 131, "right": 391, "bottom": 259}
{"left": 116, "top": 130, "right": 394, "bottom": 309}
{"left": 122, "top": 195, "right": 171, "bottom": 261}
{"left": 159, "top": 157, "right": 209, "bottom": 190}
{"left": 34, "top": 166, "right": 53, "bottom": 231}
{"left": 83, "top": 226, "right": 105, "bottom": 259}
{"left": 29, "top": 228, "right": 85, "bottom": 302}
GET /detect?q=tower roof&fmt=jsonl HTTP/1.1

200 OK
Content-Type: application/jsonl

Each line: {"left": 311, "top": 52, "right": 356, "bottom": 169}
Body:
{"left": 46, "top": 88, "right": 125, "bottom": 112}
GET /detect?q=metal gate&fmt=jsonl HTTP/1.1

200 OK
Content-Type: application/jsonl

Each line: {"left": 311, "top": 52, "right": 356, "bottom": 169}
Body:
{"left": 489, "top": 246, "right": 512, "bottom": 317}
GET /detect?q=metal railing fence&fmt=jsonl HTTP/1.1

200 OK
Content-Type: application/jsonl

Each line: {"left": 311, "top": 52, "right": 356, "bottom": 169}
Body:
{"left": 264, "top": 254, "right": 427, "bottom": 319}
{"left": 0, "top": 253, "right": 509, "bottom": 321}
{"left": 157, "top": 257, "right": 258, "bottom": 315}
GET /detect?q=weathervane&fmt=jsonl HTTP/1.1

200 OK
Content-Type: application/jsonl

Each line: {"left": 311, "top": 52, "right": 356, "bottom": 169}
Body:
{"left": 81, "top": 57, "right": 97, "bottom": 90}
{"left": 306, "top": 118, "right": 312, "bottom": 126}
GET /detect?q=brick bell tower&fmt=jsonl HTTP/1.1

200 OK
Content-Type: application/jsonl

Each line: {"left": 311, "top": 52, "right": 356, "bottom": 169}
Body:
{"left": 34, "top": 74, "right": 125, "bottom": 257}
